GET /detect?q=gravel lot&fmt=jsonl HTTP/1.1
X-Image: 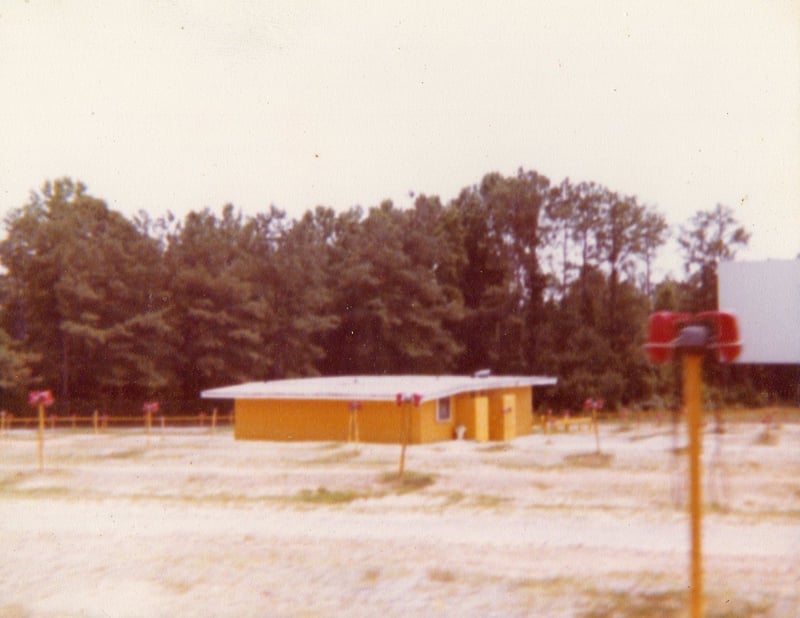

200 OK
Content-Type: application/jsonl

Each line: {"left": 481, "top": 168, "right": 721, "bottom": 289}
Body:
{"left": 1, "top": 417, "right": 798, "bottom": 617}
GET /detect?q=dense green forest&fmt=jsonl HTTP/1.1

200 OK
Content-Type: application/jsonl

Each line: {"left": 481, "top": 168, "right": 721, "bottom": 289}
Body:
{"left": 0, "top": 172, "right": 794, "bottom": 416}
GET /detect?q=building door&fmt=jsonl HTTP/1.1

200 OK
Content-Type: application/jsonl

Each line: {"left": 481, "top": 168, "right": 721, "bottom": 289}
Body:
{"left": 502, "top": 394, "right": 516, "bottom": 441}
{"left": 473, "top": 396, "right": 489, "bottom": 442}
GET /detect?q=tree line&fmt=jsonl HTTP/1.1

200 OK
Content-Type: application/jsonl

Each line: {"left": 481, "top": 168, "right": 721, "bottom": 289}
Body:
{"left": 0, "top": 171, "right": 789, "bottom": 416}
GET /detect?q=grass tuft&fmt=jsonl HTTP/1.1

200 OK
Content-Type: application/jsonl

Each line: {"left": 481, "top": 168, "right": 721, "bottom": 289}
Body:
{"left": 471, "top": 493, "right": 511, "bottom": 509}
{"left": 361, "top": 567, "right": 381, "bottom": 583}
{"left": 378, "top": 470, "right": 435, "bottom": 493}
{"left": 104, "top": 447, "right": 148, "bottom": 460}
{"left": 706, "top": 596, "right": 774, "bottom": 618}
{"left": 579, "top": 589, "right": 684, "bottom": 618}
{"left": 439, "top": 491, "right": 466, "bottom": 507}
{"left": 0, "top": 604, "right": 29, "bottom": 618}
{"left": 307, "top": 449, "right": 361, "bottom": 465}
{"left": 478, "top": 443, "right": 513, "bottom": 453}
{"left": 316, "top": 442, "right": 344, "bottom": 450}
{"left": 753, "top": 429, "right": 779, "bottom": 446}
{"left": 564, "top": 452, "right": 615, "bottom": 467}
{"left": 428, "top": 568, "right": 457, "bottom": 583}
{"left": 295, "top": 487, "right": 360, "bottom": 505}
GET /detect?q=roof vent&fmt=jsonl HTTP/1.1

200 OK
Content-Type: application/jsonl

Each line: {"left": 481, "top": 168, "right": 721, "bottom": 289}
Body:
{"left": 473, "top": 369, "right": 492, "bottom": 378}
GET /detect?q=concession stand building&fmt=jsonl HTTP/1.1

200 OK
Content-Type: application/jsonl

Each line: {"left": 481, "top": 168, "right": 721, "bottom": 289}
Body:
{"left": 202, "top": 374, "right": 557, "bottom": 444}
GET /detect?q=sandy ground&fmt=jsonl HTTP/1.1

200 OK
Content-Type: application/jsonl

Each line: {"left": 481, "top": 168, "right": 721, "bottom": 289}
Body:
{"left": 1, "top": 418, "right": 798, "bottom": 617}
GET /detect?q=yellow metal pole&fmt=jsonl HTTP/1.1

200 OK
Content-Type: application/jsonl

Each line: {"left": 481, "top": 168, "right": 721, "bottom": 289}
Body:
{"left": 349, "top": 408, "right": 360, "bottom": 447}
{"left": 37, "top": 403, "right": 45, "bottom": 472}
{"left": 348, "top": 410, "right": 354, "bottom": 443}
{"left": 683, "top": 352, "right": 704, "bottom": 618}
{"left": 348, "top": 403, "right": 361, "bottom": 447}
{"left": 398, "top": 404, "right": 409, "bottom": 480}
{"left": 147, "top": 409, "right": 153, "bottom": 446}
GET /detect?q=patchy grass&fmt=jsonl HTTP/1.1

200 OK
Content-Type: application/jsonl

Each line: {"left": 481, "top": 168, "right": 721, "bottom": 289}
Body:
{"left": 361, "top": 567, "right": 381, "bottom": 583}
{"left": 295, "top": 487, "right": 361, "bottom": 505}
{"left": 0, "top": 604, "right": 28, "bottom": 618}
{"left": 491, "top": 458, "right": 554, "bottom": 471}
{"left": 102, "top": 447, "right": 149, "bottom": 460}
{"left": 579, "top": 589, "right": 685, "bottom": 618}
{"left": 514, "top": 575, "right": 575, "bottom": 591}
{"left": 628, "top": 429, "right": 674, "bottom": 442}
{"left": 163, "top": 579, "right": 194, "bottom": 594}
{"left": 514, "top": 574, "right": 584, "bottom": 604}
{"left": 1, "top": 485, "right": 73, "bottom": 499}
{"left": 578, "top": 589, "right": 775, "bottom": 618}
{"left": 706, "top": 596, "right": 774, "bottom": 618}
{"left": 470, "top": 493, "right": 511, "bottom": 510}
{"left": 477, "top": 442, "right": 513, "bottom": 453}
{"left": 437, "top": 491, "right": 466, "bottom": 507}
{"left": 306, "top": 449, "right": 362, "bottom": 465}
{"left": 378, "top": 470, "right": 435, "bottom": 493}
{"left": 0, "top": 469, "right": 74, "bottom": 499}
{"left": 723, "top": 407, "right": 800, "bottom": 424}
{"left": 316, "top": 442, "right": 344, "bottom": 450}
{"left": 428, "top": 568, "right": 457, "bottom": 583}
{"left": 564, "top": 452, "right": 615, "bottom": 468}
{"left": 288, "top": 474, "right": 439, "bottom": 505}
{"left": 752, "top": 429, "right": 779, "bottom": 446}
{"left": 434, "top": 490, "right": 517, "bottom": 511}
{"left": 126, "top": 491, "right": 278, "bottom": 506}
{"left": 0, "top": 472, "right": 26, "bottom": 492}
{"left": 1, "top": 480, "right": 71, "bottom": 498}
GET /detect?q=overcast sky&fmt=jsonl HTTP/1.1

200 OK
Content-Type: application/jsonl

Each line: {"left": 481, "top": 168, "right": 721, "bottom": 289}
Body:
{"left": 1, "top": 0, "right": 798, "bottom": 276}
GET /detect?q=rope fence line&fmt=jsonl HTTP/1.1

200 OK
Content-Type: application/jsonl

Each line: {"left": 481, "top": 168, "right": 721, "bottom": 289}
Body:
{"left": 0, "top": 409, "right": 234, "bottom": 435}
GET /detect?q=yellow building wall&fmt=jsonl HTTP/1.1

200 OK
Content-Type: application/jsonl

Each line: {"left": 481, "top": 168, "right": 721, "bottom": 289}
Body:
{"left": 486, "top": 386, "right": 535, "bottom": 440}
{"left": 488, "top": 391, "right": 508, "bottom": 441}
{"left": 502, "top": 394, "right": 517, "bottom": 440}
{"left": 416, "top": 398, "right": 456, "bottom": 443}
{"left": 511, "top": 386, "right": 534, "bottom": 436}
{"left": 235, "top": 399, "right": 350, "bottom": 441}
{"left": 235, "top": 398, "right": 423, "bottom": 443}
{"left": 234, "top": 386, "right": 536, "bottom": 443}
{"left": 357, "top": 401, "right": 411, "bottom": 443}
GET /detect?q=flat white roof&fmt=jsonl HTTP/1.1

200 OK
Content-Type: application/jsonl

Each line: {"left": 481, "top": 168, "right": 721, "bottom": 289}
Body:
{"left": 201, "top": 374, "right": 557, "bottom": 403}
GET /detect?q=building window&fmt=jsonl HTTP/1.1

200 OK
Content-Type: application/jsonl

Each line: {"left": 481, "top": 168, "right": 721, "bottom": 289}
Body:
{"left": 436, "top": 397, "right": 451, "bottom": 423}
